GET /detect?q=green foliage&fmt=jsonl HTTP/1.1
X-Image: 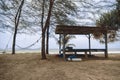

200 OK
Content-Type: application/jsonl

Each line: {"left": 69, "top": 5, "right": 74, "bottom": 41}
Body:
{"left": 96, "top": 10, "right": 118, "bottom": 27}
{"left": 95, "top": 0, "right": 120, "bottom": 43}
{"left": 50, "top": 0, "right": 77, "bottom": 25}
{"left": 0, "top": 0, "right": 39, "bottom": 33}
{"left": 58, "top": 35, "right": 76, "bottom": 47}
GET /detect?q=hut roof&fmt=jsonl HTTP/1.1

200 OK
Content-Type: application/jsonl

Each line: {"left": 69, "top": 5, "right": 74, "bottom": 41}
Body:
{"left": 55, "top": 25, "right": 118, "bottom": 34}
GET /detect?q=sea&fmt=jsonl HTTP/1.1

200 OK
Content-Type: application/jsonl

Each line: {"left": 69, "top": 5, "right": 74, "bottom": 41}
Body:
{"left": 0, "top": 48, "right": 120, "bottom": 54}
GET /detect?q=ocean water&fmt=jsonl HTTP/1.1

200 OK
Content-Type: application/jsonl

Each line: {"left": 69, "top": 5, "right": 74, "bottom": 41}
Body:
{"left": 0, "top": 49, "right": 59, "bottom": 54}
{"left": 0, "top": 48, "right": 120, "bottom": 54}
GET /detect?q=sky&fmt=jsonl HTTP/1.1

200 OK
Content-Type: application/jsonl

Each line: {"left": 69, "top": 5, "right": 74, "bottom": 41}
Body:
{"left": 0, "top": 0, "right": 120, "bottom": 51}
{"left": 0, "top": 31, "right": 120, "bottom": 51}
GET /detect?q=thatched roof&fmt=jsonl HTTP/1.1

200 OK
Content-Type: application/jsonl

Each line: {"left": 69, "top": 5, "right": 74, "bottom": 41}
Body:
{"left": 55, "top": 25, "right": 118, "bottom": 34}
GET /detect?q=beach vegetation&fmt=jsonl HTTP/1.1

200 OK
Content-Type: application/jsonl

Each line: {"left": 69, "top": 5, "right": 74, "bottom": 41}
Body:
{"left": 58, "top": 34, "right": 76, "bottom": 48}
{"left": 95, "top": 0, "right": 120, "bottom": 43}
{"left": 0, "top": 0, "right": 119, "bottom": 59}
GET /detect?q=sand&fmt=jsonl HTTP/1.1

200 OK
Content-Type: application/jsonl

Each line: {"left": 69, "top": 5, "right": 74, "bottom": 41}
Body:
{"left": 0, "top": 53, "right": 120, "bottom": 80}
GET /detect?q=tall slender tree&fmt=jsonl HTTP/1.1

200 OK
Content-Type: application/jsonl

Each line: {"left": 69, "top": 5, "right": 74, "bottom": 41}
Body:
{"left": 12, "top": 0, "right": 25, "bottom": 54}
{"left": 45, "top": 0, "right": 77, "bottom": 55}
{"left": 28, "top": 0, "right": 77, "bottom": 59}
{"left": 46, "top": 26, "right": 49, "bottom": 54}
{"left": 41, "top": 0, "right": 54, "bottom": 59}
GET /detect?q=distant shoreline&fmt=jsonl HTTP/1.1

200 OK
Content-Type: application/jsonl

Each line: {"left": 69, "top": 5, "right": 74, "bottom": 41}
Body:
{"left": 0, "top": 49, "right": 120, "bottom": 54}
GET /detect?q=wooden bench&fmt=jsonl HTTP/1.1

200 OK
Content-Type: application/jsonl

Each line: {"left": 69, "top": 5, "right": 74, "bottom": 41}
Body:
{"left": 64, "top": 49, "right": 106, "bottom": 58}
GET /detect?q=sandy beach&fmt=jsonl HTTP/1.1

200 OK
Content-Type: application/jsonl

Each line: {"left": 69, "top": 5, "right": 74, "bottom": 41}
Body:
{"left": 0, "top": 53, "right": 120, "bottom": 80}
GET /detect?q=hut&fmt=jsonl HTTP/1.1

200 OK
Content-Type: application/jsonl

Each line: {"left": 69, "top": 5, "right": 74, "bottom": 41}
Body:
{"left": 55, "top": 25, "right": 118, "bottom": 60}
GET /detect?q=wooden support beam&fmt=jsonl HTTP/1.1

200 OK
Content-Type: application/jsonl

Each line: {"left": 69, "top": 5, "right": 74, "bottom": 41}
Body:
{"left": 88, "top": 34, "right": 91, "bottom": 55}
{"left": 59, "top": 34, "right": 62, "bottom": 54}
{"left": 85, "top": 51, "right": 88, "bottom": 58}
{"left": 104, "top": 33, "right": 108, "bottom": 58}
{"left": 63, "top": 34, "right": 66, "bottom": 60}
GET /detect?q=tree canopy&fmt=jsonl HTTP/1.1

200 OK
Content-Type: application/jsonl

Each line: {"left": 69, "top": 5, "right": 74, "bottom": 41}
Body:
{"left": 0, "top": 0, "right": 119, "bottom": 59}
{"left": 95, "top": 0, "right": 120, "bottom": 43}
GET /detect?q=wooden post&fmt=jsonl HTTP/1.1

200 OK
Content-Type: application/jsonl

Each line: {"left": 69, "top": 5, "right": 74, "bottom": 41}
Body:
{"left": 88, "top": 34, "right": 91, "bottom": 55}
{"left": 63, "top": 34, "right": 66, "bottom": 60}
{"left": 85, "top": 51, "right": 88, "bottom": 58}
{"left": 104, "top": 33, "right": 108, "bottom": 58}
{"left": 59, "top": 34, "right": 62, "bottom": 54}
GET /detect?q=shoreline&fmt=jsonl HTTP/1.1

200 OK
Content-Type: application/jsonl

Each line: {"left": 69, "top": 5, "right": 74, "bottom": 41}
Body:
{"left": 0, "top": 50, "right": 120, "bottom": 54}
{"left": 0, "top": 48, "right": 120, "bottom": 54}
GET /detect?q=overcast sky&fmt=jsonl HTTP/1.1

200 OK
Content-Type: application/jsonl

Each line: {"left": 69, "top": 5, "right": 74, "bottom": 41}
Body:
{"left": 0, "top": 0, "right": 119, "bottom": 51}
{"left": 0, "top": 31, "right": 120, "bottom": 51}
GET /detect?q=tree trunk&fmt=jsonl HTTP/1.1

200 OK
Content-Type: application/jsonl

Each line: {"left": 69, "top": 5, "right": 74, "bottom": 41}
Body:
{"left": 12, "top": 25, "right": 18, "bottom": 54}
{"left": 41, "top": 30, "right": 47, "bottom": 59}
{"left": 46, "top": 26, "right": 49, "bottom": 54}
{"left": 12, "top": 0, "right": 24, "bottom": 54}
{"left": 41, "top": 0, "right": 54, "bottom": 59}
